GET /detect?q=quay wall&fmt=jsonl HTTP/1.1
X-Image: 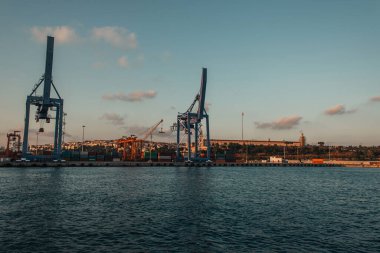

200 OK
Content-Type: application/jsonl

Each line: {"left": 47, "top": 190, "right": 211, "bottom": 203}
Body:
{"left": 0, "top": 161, "right": 341, "bottom": 168}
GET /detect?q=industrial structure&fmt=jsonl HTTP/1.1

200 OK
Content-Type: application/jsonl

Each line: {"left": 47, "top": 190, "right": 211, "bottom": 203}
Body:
{"left": 5, "top": 131, "right": 21, "bottom": 158}
{"left": 210, "top": 133, "right": 306, "bottom": 147}
{"left": 172, "top": 68, "right": 211, "bottom": 162}
{"left": 22, "top": 36, "right": 64, "bottom": 160}
{"left": 117, "top": 119, "right": 164, "bottom": 161}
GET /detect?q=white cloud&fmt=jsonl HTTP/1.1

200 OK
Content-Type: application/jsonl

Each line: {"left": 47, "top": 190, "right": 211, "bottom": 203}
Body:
{"left": 118, "top": 56, "right": 129, "bottom": 68}
{"left": 100, "top": 113, "right": 126, "bottom": 126}
{"left": 122, "top": 125, "right": 146, "bottom": 136}
{"left": 118, "top": 54, "right": 144, "bottom": 68}
{"left": 370, "top": 96, "right": 380, "bottom": 102}
{"left": 324, "top": 104, "right": 356, "bottom": 115}
{"left": 30, "top": 26, "right": 79, "bottom": 44}
{"left": 255, "top": 115, "right": 303, "bottom": 130}
{"left": 102, "top": 90, "right": 157, "bottom": 102}
{"left": 92, "top": 26, "right": 137, "bottom": 49}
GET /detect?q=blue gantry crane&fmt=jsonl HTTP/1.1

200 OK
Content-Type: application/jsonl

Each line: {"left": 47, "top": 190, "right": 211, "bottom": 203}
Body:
{"left": 22, "top": 36, "right": 64, "bottom": 160}
{"left": 172, "top": 68, "right": 211, "bottom": 162}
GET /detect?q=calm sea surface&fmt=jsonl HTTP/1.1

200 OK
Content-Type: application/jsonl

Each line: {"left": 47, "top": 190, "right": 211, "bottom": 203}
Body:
{"left": 0, "top": 166, "right": 379, "bottom": 252}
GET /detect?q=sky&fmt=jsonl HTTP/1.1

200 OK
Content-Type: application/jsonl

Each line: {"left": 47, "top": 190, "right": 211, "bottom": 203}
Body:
{"left": 0, "top": 0, "right": 380, "bottom": 146}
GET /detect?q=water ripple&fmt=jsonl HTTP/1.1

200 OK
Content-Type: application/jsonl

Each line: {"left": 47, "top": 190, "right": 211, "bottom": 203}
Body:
{"left": 0, "top": 166, "right": 379, "bottom": 252}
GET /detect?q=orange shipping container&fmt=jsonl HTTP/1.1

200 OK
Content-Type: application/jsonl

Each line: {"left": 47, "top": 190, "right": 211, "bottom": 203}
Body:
{"left": 312, "top": 159, "right": 324, "bottom": 164}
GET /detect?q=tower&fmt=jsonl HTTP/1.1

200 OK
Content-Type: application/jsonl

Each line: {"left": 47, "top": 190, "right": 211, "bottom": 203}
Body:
{"left": 299, "top": 132, "right": 306, "bottom": 147}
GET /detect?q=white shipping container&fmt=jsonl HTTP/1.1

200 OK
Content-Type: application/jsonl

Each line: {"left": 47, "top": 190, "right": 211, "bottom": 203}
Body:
{"left": 270, "top": 156, "right": 283, "bottom": 163}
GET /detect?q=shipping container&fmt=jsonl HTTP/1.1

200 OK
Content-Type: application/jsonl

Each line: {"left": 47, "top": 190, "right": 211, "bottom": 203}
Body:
{"left": 96, "top": 155, "right": 105, "bottom": 161}
{"left": 158, "top": 155, "right": 171, "bottom": 162}
{"left": 215, "top": 153, "right": 225, "bottom": 159}
{"left": 80, "top": 151, "right": 88, "bottom": 157}
{"left": 312, "top": 159, "right": 324, "bottom": 164}
{"left": 61, "top": 151, "right": 71, "bottom": 158}
{"left": 215, "top": 159, "right": 225, "bottom": 163}
{"left": 270, "top": 156, "right": 283, "bottom": 163}
{"left": 225, "top": 152, "right": 236, "bottom": 162}
{"left": 144, "top": 151, "right": 158, "bottom": 159}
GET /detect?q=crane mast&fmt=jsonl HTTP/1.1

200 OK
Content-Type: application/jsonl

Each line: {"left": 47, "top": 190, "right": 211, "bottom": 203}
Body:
{"left": 22, "top": 36, "right": 64, "bottom": 160}
{"left": 173, "top": 68, "right": 211, "bottom": 162}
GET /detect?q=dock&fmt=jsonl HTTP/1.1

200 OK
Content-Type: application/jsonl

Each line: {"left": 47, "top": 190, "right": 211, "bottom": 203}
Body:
{"left": 0, "top": 161, "right": 340, "bottom": 168}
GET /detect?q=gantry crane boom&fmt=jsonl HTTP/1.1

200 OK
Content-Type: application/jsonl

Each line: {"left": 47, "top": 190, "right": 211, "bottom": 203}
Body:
{"left": 40, "top": 36, "right": 54, "bottom": 119}
{"left": 142, "top": 119, "right": 164, "bottom": 141}
{"left": 197, "top": 68, "right": 207, "bottom": 121}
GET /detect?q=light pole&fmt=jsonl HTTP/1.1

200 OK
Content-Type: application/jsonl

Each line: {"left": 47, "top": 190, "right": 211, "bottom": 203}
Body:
{"left": 241, "top": 112, "right": 248, "bottom": 163}
{"left": 149, "top": 133, "right": 153, "bottom": 163}
{"left": 241, "top": 112, "right": 244, "bottom": 140}
{"left": 36, "top": 131, "right": 39, "bottom": 155}
{"left": 283, "top": 141, "right": 289, "bottom": 160}
{"left": 329, "top": 145, "right": 331, "bottom": 161}
{"left": 62, "top": 113, "right": 67, "bottom": 148}
{"left": 245, "top": 145, "right": 248, "bottom": 164}
{"left": 296, "top": 147, "right": 299, "bottom": 161}
{"left": 82, "top": 125, "right": 85, "bottom": 152}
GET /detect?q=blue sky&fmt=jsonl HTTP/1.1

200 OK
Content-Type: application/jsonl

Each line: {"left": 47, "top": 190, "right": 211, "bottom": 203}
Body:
{"left": 0, "top": 0, "right": 380, "bottom": 146}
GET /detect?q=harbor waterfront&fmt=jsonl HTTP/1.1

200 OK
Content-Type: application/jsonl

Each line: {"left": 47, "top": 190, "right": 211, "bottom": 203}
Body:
{"left": 1, "top": 1, "right": 380, "bottom": 252}
{"left": 0, "top": 166, "right": 379, "bottom": 252}
{"left": 2, "top": 160, "right": 379, "bottom": 168}
{"left": 0, "top": 161, "right": 341, "bottom": 168}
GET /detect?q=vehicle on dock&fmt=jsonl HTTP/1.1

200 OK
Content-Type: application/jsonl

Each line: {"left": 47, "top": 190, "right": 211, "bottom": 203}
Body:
{"left": 16, "top": 158, "right": 30, "bottom": 162}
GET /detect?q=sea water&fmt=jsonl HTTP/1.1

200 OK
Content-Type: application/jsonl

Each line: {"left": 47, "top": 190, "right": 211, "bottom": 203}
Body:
{"left": 0, "top": 166, "right": 379, "bottom": 252}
